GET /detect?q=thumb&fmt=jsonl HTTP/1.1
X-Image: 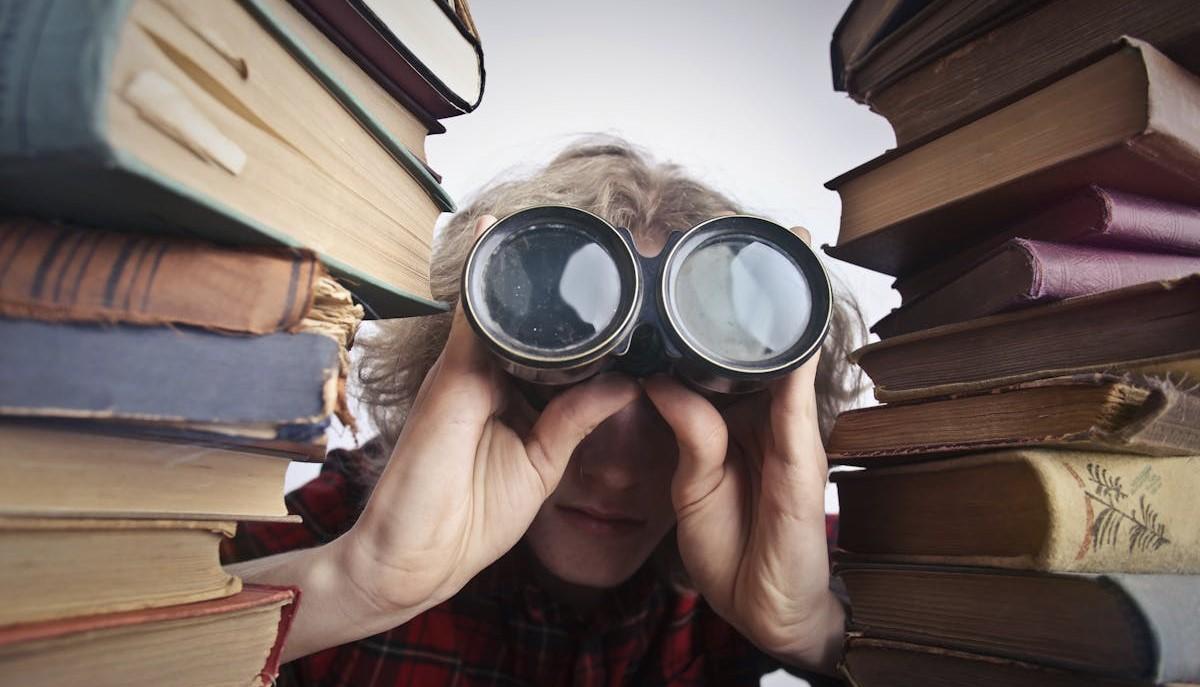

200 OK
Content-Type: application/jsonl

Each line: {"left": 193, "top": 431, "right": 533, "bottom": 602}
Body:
{"left": 523, "top": 374, "right": 640, "bottom": 496}
{"left": 642, "top": 375, "right": 728, "bottom": 513}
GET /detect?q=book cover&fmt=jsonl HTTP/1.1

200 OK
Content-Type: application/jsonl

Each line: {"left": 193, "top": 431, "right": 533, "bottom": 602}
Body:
{"left": 825, "top": 39, "right": 1200, "bottom": 277}
{"left": 852, "top": 275, "right": 1200, "bottom": 402}
{"left": 894, "top": 186, "right": 1200, "bottom": 303}
{"left": 0, "top": 584, "right": 298, "bottom": 687}
{"left": 833, "top": 449, "right": 1200, "bottom": 573}
{"left": 837, "top": 563, "right": 1200, "bottom": 682}
{"left": 0, "top": 318, "right": 339, "bottom": 430}
{"left": 828, "top": 375, "right": 1200, "bottom": 465}
{"left": 874, "top": 240, "right": 1200, "bottom": 338}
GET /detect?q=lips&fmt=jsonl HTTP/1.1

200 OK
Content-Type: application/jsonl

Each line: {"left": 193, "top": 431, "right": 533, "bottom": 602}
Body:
{"left": 556, "top": 504, "right": 646, "bottom": 536}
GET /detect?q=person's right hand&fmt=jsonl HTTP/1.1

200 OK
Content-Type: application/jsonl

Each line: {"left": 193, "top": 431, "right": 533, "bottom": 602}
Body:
{"left": 334, "top": 215, "right": 642, "bottom": 620}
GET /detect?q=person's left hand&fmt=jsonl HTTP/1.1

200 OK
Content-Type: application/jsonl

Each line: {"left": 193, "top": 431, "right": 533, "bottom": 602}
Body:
{"left": 642, "top": 228, "right": 845, "bottom": 674}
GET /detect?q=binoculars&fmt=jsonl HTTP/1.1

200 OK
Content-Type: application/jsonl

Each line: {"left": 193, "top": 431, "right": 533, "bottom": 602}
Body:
{"left": 461, "top": 206, "right": 831, "bottom": 394}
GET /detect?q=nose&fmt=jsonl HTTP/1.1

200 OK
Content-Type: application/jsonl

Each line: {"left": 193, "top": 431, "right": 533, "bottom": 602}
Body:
{"left": 575, "top": 396, "right": 673, "bottom": 491}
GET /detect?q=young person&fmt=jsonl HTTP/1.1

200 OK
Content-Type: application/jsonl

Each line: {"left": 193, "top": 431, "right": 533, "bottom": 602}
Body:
{"left": 225, "top": 137, "right": 864, "bottom": 686}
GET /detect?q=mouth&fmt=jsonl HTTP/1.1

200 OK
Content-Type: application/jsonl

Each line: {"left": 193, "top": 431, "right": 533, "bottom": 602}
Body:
{"left": 556, "top": 504, "right": 647, "bottom": 536}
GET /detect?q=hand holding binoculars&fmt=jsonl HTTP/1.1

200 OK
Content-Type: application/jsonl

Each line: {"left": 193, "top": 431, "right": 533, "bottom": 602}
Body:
{"left": 461, "top": 206, "right": 832, "bottom": 394}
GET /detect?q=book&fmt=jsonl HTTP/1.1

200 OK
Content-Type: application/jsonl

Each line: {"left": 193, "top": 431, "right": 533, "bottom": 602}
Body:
{"left": 294, "top": 0, "right": 485, "bottom": 119}
{"left": 258, "top": 0, "right": 444, "bottom": 148}
{"left": 829, "top": 0, "right": 928, "bottom": 91}
{"left": 827, "top": 375, "right": 1200, "bottom": 465}
{"left": 872, "top": 241, "right": 1200, "bottom": 338}
{"left": 894, "top": 187, "right": 1200, "bottom": 303}
{"left": 824, "top": 39, "right": 1200, "bottom": 277}
{"left": 0, "top": 517, "right": 237, "bottom": 626}
{"left": 0, "top": 422, "right": 302, "bottom": 521}
{"left": 832, "top": 449, "right": 1200, "bottom": 573}
{"left": 852, "top": 275, "right": 1200, "bottom": 403}
{"left": 0, "top": 318, "right": 340, "bottom": 438}
{"left": 836, "top": 0, "right": 1040, "bottom": 98}
{"left": 0, "top": 0, "right": 454, "bottom": 317}
{"left": 837, "top": 563, "right": 1200, "bottom": 682}
{"left": 0, "top": 218, "right": 365, "bottom": 336}
{"left": 859, "top": 0, "right": 1200, "bottom": 147}
{"left": 840, "top": 637, "right": 1183, "bottom": 687}
{"left": 0, "top": 584, "right": 297, "bottom": 687}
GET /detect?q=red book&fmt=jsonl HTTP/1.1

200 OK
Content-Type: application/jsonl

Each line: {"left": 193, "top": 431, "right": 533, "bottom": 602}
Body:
{"left": 895, "top": 186, "right": 1200, "bottom": 302}
{"left": 0, "top": 585, "right": 299, "bottom": 686}
{"left": 874, "top": 240, "right": 1200, "bottom": 338}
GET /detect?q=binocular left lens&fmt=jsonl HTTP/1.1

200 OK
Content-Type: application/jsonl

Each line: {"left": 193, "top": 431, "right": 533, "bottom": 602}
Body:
{"left": 462, "top": 206, "right": 831, "bottom": 393}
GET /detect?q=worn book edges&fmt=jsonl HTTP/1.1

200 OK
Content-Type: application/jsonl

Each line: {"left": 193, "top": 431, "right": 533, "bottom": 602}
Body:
{"left": 0, "top": 318, "right": 339, "bottom": 440}
{"left": 894, "top": 187, "right": 1200, "bottom": 303}
{"left": 0, "top": 584, "right": 297, "bottom": 687}
{"left": 293, "top": 0, "right": 485, "bottom": 119}
{"left": 873, "top": 241, "right": 1200, "bottom": 338}
{"left": 0, "top": 422, "right": 301, "bottom": 521}
{"left": 829, "top": 0, "right": 927, "bottom": 90}
{"left": 836, "top": 564, "right": 1200, "bottom": 683}
{"left": 828, "top": 375, "right": 1200, "bottom": 465}
{"left": 0, "top": 517, "right": 238, "bottom": 626}
{"left": 840, "top": 638, "right": 1187, "bottom": 687}
{"left": 861, "top": 0, "right": 1200, "bottom": 147}
{"left": 825, "top": 38, "right": 1200, "bottom": 277}
{"left": 833, "top": 449, "right": 1200, "bottom": 573}
{"left": 0, "top": 0, "right": 453, "bottom": 317}
{"left": 852, "top": 275, "right": 1200, "bottom": 403}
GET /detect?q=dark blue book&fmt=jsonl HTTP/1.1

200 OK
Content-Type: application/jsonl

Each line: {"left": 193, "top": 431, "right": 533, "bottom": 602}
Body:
{"left": 0, "top": 318, "right": 339, "bottom": 437}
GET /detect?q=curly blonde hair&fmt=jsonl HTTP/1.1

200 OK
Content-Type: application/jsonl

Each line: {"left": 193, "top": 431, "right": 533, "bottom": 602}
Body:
{"left": 354, "top": 136, "right": 864, "bottom": 487}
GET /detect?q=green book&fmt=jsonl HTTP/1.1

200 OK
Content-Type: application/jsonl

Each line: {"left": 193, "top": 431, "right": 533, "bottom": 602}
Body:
{"left": 0, "top": 0, "right": 453, "bottom": 317}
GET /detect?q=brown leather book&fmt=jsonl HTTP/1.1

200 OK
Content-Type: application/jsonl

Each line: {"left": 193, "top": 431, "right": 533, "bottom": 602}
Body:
{"left": 0, "top": 585, "right": 297, "bottom": 687}
{"left": 0, "top": 218, "right": 321, "bottom": 334}
{"left": 828, "top": 375, "right": 1200, "bottom": 465}
{"left": 852, "top": 275, "right": 1200, "bottom": 403}
{"left": 832, "top": 449, "right": 1200, "bottom": 573}
{"left": 825, "top": 39, "right": 1200, "bottom": 277}
{"left": 859, "top": 0, "right": 1200, "bottom": 147}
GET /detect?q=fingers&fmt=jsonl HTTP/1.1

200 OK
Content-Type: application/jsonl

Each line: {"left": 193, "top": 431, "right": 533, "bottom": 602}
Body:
{"left": 768, "top": 348, "right": 826, "bottom": 469}
{"left": 523, "top": 374, "right": 640, "bottom": 496}
{"left": 642, "top": 375, "right": 729, "bottom": 514}
{"left": 791, "top": 225, "right": 812, "bottom": 245}
{"left": 438, "top": 215, "right": 498, "bottom": 375}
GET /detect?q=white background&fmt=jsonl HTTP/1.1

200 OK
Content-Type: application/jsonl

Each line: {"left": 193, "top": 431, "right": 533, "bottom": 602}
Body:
{"left": 292, "top": 3, "right": 896, "bottom": 681}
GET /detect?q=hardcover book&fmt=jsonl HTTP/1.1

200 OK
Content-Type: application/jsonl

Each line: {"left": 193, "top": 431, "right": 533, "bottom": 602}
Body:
{"left": 852, "top": 275, "right": 1200, "bottom": 402}
{"left": 825, "top": 39, "right": 1200, "bottom": 277}
{"left": 0, "top": 585, "right": 297, "bottom": 687}
{"left": 833, "top": 449, "right": 1200, "bottom": 573}
{"left": 840, "top": 637, "right": 1179, "bottom": 687}
{"left": 872, "top": 241, "right": 1200, "bottom": 338}
{"left": 827, "top": 375, "right": 1200, "bottom": 465}
{"left": 837, "top": 563, "right": 1200, "bottom": 683}
{"left": 0, "top": 318, "right": 340, "bottom": 438}
{"left": 0, "top": 422, "right": 301, "bottom": 521}
{"left": 894, "top": 187, "right": 1200, "bottom": 303}
{"left": 0, "top": 0, "right": 453, "bottom": 317}
{"left": 0, "top": 517, "right": 238, "bottom": 626}
{"left": 859, "top": 0, "right": 1200, "bottom": 147}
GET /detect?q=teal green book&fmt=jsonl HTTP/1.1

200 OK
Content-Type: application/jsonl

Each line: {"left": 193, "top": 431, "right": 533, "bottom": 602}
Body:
{"left": 0, "top": 0, "right": 453, "bottom": 317}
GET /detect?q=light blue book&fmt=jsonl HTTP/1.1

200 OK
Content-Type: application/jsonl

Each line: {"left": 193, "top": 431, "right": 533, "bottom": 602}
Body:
{"left": 0, "top": 0, "right": 454, "bottom": 317}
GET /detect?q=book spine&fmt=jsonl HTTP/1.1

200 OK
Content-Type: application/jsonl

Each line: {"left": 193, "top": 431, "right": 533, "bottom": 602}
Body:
{"left": 1038, "top": 452, "right": 1200, "bottom": 573}
{"left": 1090, "top": 188, "right": 1200, "bottom": 254}
{"left": 0, "top": 0, "right": 127, "bottom": 159}
{"left": 877, "top": 241, "right": 1200, "bottom": 337}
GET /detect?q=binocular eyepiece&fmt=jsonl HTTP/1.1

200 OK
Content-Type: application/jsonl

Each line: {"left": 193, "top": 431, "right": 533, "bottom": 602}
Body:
{"left": 461, "top": 206, "right": 832, "bottom": 394}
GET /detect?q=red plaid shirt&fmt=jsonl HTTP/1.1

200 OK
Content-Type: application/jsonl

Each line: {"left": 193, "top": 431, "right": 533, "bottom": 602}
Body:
{"left": 223, "top": 443, "right": 843, "bottom": 686}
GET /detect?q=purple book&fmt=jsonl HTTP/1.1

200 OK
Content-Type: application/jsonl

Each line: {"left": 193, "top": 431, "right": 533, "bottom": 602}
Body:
{"left": 895, "top": 186, "right": 1200, "bottom": 302}
{"left": 873, "top": 240, "right": 1200, "bottom": 338}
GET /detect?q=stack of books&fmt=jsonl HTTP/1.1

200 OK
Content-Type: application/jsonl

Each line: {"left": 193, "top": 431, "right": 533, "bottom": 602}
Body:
{"left": 825, "top": 3, "right": 1200, "bottom": 686}
{"left": 0, "top": 0, "right": 482, "bottom": 684}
